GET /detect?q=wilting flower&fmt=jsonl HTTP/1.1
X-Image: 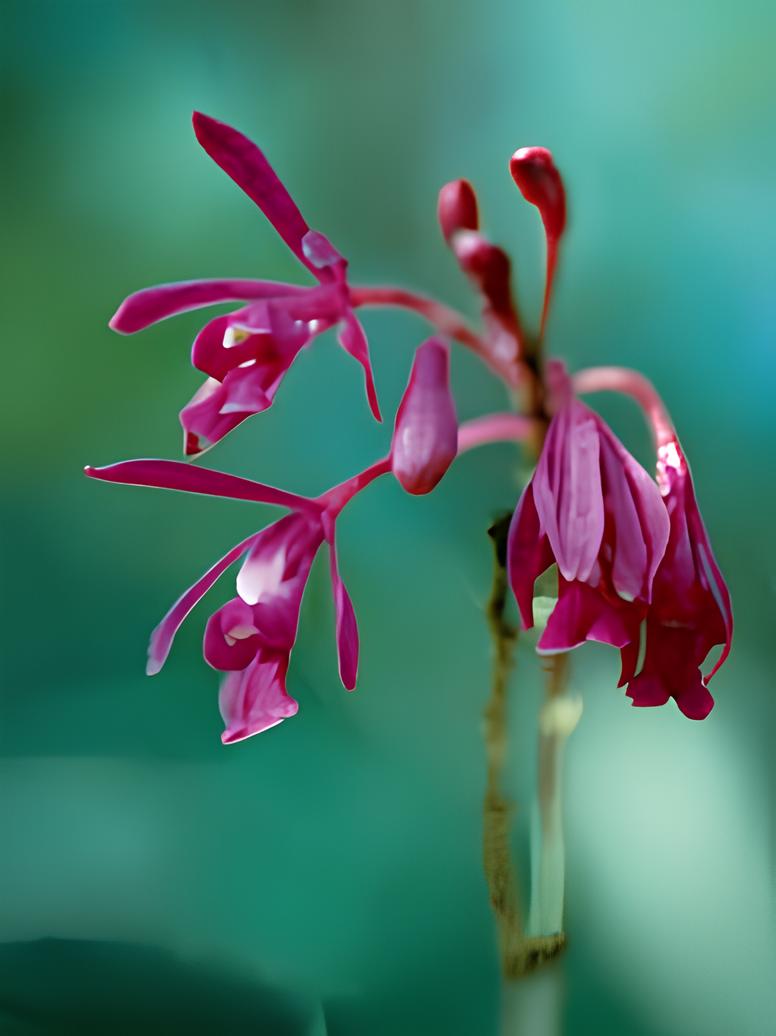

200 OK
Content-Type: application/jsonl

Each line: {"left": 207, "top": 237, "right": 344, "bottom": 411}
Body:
{"left": 391, "top": 337, "right": 458, "bottom": 494}
{"left": 84, "top": 458, "right": 361, "bottom": 743}
{"left": 623, "top": 437, "right": 733, "bottom": 719}
{"left": 110, "top": 112, "right": 380, "bottom": 454}
{"left": 508, "top": 378, "right": 671, "bottom": 662}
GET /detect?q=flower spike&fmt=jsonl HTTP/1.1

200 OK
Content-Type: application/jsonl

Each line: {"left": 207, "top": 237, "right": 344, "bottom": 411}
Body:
{"left": 509, "top": 147, "right": 567, "bottom": 336}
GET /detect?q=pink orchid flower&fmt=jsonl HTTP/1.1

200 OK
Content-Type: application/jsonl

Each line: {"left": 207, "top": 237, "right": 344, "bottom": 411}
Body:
{"left": 84, "top": 457, "right": 368, "bottom": 743}
{"left": 110, "top": 112, "right": 380, "bottom": 455}
{"left": 508, "top": 372, "right": 671, "bottom": 662}
{"left": 621, "top": 437, "right": 733, "bottom": 719}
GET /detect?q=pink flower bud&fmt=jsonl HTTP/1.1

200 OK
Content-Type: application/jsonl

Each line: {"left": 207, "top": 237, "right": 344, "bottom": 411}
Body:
{"left": 437, "top": 179, "right": 479, "bottom": 243}
{"left": 391, "top": 338, "right": 458, "bottom": 495}
{"left": 509, "top": 147, "right": 566, "bottom": 242}
{"left": 509, "top": 147, "right": 567, "bottom": 334}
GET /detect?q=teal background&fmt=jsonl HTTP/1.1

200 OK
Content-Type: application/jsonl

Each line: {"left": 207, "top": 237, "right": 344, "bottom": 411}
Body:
{"left": 1, "top": 1, "right": 773, "bottom": 1033}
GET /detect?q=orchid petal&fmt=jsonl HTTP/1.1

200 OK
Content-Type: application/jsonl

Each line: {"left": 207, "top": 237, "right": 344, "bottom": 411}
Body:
{"left": 533, "top": 401, "right": 604, "bottom": 584}
{"left": 204, "top": 597, "right": 260, "bottom": 672}
{"left": 338, "top": 311, "right": 382, "bottom": 421}
{"left": 326, "top": 526, "right": 359, "bottom": 690}
{"left": 146, "top": 532, "right": 259, "bottom": 675}
{"left": 109, "top": 279, "right": 306, "bottom": 334}
{"left": 507, "top": 483, "right": 554, "bottom": 629}
{"left": 192, "top": 112, "right": 321, "bottom": 278}
{"left": 598, "top": 429, "right": 669, "bottom": 602}
{"left": 538, "top": 579, "right": 633, "bottom": 654}
{"left": 84, "top": 459, "right": 319, "bottom": 513}
{"left": 219, "top": 651, "right": 298, "bottom": 744}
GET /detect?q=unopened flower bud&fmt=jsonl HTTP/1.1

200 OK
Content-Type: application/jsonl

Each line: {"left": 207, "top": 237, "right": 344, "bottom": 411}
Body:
{"left": 392, "top": 338, "right": 458, "bottom": 495}
{"left": 437, "top": 179, "right": 479, "bottom": 243}
{"left": 509, "top": 147, "right": 566, "bottom": 242}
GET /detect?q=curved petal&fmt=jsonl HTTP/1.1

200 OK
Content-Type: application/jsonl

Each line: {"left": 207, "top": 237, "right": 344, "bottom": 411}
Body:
{"left": 219, "top": 651, "right": 298, "bottom": 744}
{"left": 507, "top": 482, "right": 553, "bottom": 628}
{"left": 685, "top": 487, "right": 733, "bottom": 682}
{"left": 180, "top": 378, "right": 253, "bottom": 457}
{"left": 203, "top": 597, "right": 260, "bottom": 672}
{"left": 326, "top": 526, "right": 359, "bottom": 690}
{"left": 236, "top": 514, "right": 322, "bottom": 655}
{"left": 109, "top": 279, "right": 306, "bottom": 334}
{"left": 190, "top": 311, "right": 265, "bottom": 380}
{"left": 146, "top": 532, "right": 259, "bottom": 675}
{"left": 337, "top": 311, "right": 381, "bottom": 421}
{"left": 538, "top": 579, "right": 634, "bottom": 654}
{"left": 84, "top": 459, "right": 320, "bottom": 514}
{"left": 598, "top": 428, "right": 669, "bottom": 602}
{"left": 193, "top": 112, "right": 322, "bottom": 278}
{"left": 533, "top": 401, "right": 604, "bottom": 583}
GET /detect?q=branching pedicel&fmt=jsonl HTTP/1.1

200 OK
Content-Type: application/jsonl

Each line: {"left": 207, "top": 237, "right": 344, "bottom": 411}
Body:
{"left": 86, "top": 113, "right": 732, "bottom": 972}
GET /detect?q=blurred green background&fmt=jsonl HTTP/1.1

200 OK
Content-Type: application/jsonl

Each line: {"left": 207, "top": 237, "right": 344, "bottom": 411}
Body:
{"left": 1, "top": 1, "right": 773, "bottom": 1033}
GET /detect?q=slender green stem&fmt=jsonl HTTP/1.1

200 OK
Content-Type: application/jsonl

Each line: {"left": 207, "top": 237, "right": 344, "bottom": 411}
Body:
{"left": 482, "top": 516, "right": 568, "bottom": 980}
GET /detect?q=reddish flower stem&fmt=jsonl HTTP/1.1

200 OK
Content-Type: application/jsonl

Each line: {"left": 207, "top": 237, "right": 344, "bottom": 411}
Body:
{"left": 572, "top": 366, "right": 675, "bottom": 447}
{"left": 318, "top": 413, "right": 535, "bottom": 516}
{"left": 350, "top": 285, "right": 521, "bottom": 387}
{"left": 458, "top": 413, "right": 536, "bottom": 452}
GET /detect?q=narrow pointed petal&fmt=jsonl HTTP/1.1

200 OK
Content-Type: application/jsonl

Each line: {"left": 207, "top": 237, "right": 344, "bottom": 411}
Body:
{"left": 219, "top": 652, "right": 298, "bottom": 743}
{"left": 618, "top": 637, "right": 641, "bottom": 688}
{"left": 533, "top": 402, "right": 604, "bottom": 583}
{"left": 146, "top": 532, "right": 259, "bottom": 675}
{"left": 391, "top": 337, "right": 457, "bottom": 495}
{"left": 84, "top": 459, "right": 319, "bottom": 513}
{"left": 326, "top": 528, "right": 359, "bottom": 690}
{"left": 437, "top": 179, "right": 479, "bottom": 243}
{"left": 509, "top": 147, "right": 566, "bottom": 333}
{"left": 507, "top": 482, "right": 554, "bottom": 628}
{"left": 598, "top": 428, "right": 670, "bottom": 602}
{"left": 109, "top": 279, "right": 306, "bottom": 334}
{"left": 192, "top": 112, "right": 319, "bottom": 276}
{"left": 655, "top": 439, "right": 733, "bottom": 682}
{"left": 685, "top": 484, "right": 733, "bottom": 682}
{"left": 338, "top": 312, "right": 382, "bottom": 421}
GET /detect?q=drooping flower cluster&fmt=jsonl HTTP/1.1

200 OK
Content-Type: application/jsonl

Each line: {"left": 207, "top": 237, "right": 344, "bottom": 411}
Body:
{"left": 87, "top": 112, "right": 731, "bottom": 742}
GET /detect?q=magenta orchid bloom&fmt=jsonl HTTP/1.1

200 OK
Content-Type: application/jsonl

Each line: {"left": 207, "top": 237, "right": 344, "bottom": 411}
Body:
{"left": 508, "top": 368, "right": 671, "bottom": 660}
{"left": 623, "top": 437, "right": 733, "bottom": 719}
{"left": 110, "top": 112, "right": 380, "bottom": 455}
{"left": 89, "top": 114, "right": 732, "bottom": 742}
{"left": 84, "top": 457, "right": 367, "bottom": 743}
